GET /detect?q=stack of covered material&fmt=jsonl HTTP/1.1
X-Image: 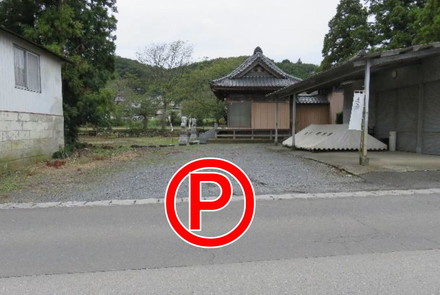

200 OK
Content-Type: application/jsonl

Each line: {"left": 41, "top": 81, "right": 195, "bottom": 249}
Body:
{"left": 282, "top": 124, "right": 387, "bottom": 151}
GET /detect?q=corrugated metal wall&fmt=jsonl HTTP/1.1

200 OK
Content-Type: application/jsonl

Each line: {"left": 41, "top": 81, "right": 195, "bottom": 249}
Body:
{"left": 423, "top": 81, "right": 440, "bottom": 155}
{"left": 376, "top": 90, "right": 396, "bottom": 140}
{"left": 376, "top": 87, "right": 418, "bottom": 152}
{"left": 396, "top": 86, "right": 418, "bottom": 152}
{"left": 371, "top": 55, "right": 440, "bottom": 155}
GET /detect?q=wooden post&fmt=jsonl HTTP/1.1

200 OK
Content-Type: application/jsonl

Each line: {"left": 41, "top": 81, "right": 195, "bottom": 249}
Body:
{"left": 360, "top": 59, "right": 370, "bottom": 166}
{"left": 291, "top": 94, "right": 297, "bottom": 150}
{"left": 275, "top": 102, "right": 279, "bottom": 145}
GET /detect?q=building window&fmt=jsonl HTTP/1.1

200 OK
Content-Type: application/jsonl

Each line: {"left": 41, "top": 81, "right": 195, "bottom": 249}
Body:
{"left": 13, "top": 46, "right": 41, "bottom": 93}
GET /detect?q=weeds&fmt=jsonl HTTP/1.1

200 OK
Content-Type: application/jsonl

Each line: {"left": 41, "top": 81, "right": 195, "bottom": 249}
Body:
{"left": 1, "top": 135, "right": 183, "bottom": 197}
{"left": 0, "top": 172, "right": 24, "bottom": 194}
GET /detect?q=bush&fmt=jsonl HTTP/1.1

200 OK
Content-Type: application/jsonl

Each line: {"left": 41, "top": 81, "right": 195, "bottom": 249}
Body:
{"left": 52, "top": 142, "right": 88, "bottom": 159}
{"left": 169, "top": 111, "right": 181, "bottom": 126}
{"left": 52, "top": 145, "right": 74, "bottom": 159}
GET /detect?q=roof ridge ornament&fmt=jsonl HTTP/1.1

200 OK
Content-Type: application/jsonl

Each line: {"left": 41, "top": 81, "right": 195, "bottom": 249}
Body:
{"left": 254, "top": 46, "right": 263, "bottom": 55}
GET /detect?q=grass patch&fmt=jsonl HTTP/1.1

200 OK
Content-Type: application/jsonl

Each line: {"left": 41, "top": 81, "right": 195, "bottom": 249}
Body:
{"left": 79, "top": 135, "right": 178, "bottom": 147}
{"left": 0, "top": 172, "right": 25, "bottom": 195}
{"left": 0, "top": 135, "right": 184, "bottom": 197}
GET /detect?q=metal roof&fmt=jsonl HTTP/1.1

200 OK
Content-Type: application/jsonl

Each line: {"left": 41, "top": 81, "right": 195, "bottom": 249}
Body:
{"left": 296, "top": 95, "right": 329, "bottom": 104}
{"left": 0, "top": 26, "right": 71, "bottom": 63}
{"left": 269, "top": 42, "right": 440, "bottom": 98}
{"left": 211, "top": 47, "right": 301, "bottom": 91}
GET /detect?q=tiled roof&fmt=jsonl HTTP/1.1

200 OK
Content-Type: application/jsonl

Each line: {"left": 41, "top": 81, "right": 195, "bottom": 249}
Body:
{"left": 213, "top": 76, "right": 297, "bottom": 88}
{"left": 211, "top": 47, "right": 301, "bottom": 89}
{"left": 296, "top": 95, "right": 329, "bottom": 104}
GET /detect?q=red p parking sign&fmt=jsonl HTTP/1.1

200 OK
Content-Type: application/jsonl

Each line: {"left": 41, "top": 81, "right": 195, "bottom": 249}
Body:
{"left": 165, "top": 158, "right": 255, "bottom": 248}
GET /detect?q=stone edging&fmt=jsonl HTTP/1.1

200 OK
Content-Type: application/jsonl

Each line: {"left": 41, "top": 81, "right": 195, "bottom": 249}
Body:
{"left": 1, "top": 188, "right": 440, "bottom": 210}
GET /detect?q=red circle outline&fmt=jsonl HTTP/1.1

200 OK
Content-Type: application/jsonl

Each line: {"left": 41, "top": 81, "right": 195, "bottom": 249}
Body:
{"left": 165, "top": 158, "right": 255, "bottom": 248}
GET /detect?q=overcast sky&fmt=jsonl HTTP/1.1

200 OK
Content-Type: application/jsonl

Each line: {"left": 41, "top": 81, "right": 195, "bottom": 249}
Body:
{"left": 115, "top": 0, "right": 341, "bottom": 65}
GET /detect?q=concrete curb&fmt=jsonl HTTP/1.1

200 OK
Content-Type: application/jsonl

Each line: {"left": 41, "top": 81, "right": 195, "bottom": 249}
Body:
{"left": 302, "top": 156, "right": 361, "bottom": 176}
{"left": 293, "top": 150, "right": 440, "bottom": 176}
{"left": 1, "top": 188, "right": 440, "bottom": 210}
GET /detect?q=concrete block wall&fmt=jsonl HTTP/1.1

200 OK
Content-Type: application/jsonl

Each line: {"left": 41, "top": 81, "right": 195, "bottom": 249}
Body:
{"left": 0, "top": 111, "right": 64, "bottom": 169}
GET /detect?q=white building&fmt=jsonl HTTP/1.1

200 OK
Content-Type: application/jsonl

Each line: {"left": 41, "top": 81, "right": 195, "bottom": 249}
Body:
{"left": 0, "top": 26, "right": 68, "bottom": 169}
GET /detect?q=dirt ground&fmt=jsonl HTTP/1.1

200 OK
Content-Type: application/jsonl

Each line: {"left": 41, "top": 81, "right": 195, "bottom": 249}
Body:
{"left": 3, "top": 136, "right": 438, "bottom": 204}
{"left": 0, "top": 136, "right": 369, "bottom": 203}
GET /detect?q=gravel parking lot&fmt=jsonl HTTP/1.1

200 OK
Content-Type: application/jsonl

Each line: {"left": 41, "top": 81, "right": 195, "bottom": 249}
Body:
{"left": 3, "top": 143, "right": 382, "bottom": 203}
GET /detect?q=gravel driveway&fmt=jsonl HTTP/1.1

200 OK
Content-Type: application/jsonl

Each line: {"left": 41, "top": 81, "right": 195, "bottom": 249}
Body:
{"left": 5, "top": 143, "right": 376, "bottom": 203}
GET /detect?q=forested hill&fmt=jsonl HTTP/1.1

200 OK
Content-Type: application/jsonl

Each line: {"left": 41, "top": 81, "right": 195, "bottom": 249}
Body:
{"left": 115, "top": 56, "right": 154, "bottom": 80}
{"left": 109, "top": 56, "right": 318, "bottom": 123}
{"left": 276, "top": 59, "right": 318, "bottom": 80}
{"left": 114, "top": 55, "right": 317, "bottom": 81}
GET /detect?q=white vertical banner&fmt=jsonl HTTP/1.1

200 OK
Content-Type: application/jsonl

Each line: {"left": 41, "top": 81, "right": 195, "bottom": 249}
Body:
{"left": 349, "top": 90, "right": 365, "bottom": 131}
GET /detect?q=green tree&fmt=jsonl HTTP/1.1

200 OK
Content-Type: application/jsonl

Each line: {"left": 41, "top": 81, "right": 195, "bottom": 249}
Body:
{"left": 414, "top": 0, "right": 440, "bottom": 43}
{"left": 78, "top": 89, "right": 114, "bottom": 130}
{"left": 107, "top": 74, "right": 157, "bottom": 130}
{"left": 136, "top": 41, "right": 193, "bottom": 130}
{"left": 368, "top": 0, "right": 426, "bottom": 49}
{"left": 0, "top": 0, "right": 40, "bottom": 33}
{"left": 0, "top": 0, "right": 117, "bottom": 143}
{"left": 320, "top": 0, "right": 370, "bottom": 70}
{"left": 276, "top": 60, "right": 317, "bottom": 79}
{"left": 181, "top": 98, "right": 225, "bottom": 125}
{"left": 176, "top": 56, "right": 246, "bottom": 124}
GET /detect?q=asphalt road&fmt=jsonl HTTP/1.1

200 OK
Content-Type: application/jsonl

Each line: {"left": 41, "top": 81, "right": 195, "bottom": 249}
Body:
{"left": 1, "top": 191, "right": 440, "bottom": 294}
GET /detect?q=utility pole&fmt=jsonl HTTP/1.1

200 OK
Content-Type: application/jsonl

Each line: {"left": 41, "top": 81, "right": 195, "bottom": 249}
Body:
{"left": 360, "top": 59, "right": 370, "bottom": 166}
{"left": 291, "top": 94, "right": 296, "bottom": 150}
{"left": 275, "top": 101, "right": 279, "bottom": 145}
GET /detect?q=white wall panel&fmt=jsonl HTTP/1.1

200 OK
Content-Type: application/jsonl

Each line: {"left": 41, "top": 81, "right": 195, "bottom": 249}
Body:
{"left": 0, "top": 31, "right": 63, "bottom": 116}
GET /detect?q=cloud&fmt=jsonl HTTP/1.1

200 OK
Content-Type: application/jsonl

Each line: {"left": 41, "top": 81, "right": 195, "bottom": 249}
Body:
{"left": 115, "top": 0, "right": 340, "bottom": 65}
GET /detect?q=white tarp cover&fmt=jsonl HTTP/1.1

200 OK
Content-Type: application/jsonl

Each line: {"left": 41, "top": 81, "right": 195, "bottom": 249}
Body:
{"left": 282, "top": 124, "right": 387, "bottom": 151}
{"left": 348, "top": 91, "right": 364, "bottom": 131}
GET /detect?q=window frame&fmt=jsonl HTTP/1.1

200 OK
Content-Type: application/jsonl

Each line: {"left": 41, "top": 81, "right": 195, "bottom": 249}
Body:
{"left": 13, "top": 45, "right": 41, "bottom": 93}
